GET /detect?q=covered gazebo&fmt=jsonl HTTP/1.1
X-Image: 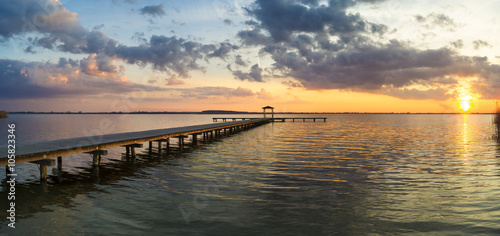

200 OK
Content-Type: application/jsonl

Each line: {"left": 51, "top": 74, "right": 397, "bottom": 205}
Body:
{"left": 262, "top": 106, "right": 274, "bottom": 118}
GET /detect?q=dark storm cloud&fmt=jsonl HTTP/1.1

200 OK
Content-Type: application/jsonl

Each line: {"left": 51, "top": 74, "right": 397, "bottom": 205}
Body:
{"left": 139, "top": 3, "right": 165, "bottom": 17}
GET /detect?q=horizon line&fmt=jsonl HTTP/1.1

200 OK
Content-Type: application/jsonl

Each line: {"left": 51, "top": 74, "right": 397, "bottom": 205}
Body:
{"left": 4, "top": 111, "right": 496, "bottom": 115}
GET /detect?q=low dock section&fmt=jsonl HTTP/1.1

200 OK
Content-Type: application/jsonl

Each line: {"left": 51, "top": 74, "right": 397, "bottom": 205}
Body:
{"left": 213, "top": 117, "right": 327, "bottom": 122}
{"left": 1, "top": 118, "right": 271, "bottom": 180}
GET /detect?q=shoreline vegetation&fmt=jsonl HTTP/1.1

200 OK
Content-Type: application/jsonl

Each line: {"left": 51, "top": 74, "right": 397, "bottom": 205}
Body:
{"left": 3, "top": 111, "right": 497, "bottom": 115}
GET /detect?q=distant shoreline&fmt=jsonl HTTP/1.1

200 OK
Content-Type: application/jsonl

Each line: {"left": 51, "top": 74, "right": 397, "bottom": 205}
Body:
{"left": 5, "top": 111, "right": 496, "bottom": 115}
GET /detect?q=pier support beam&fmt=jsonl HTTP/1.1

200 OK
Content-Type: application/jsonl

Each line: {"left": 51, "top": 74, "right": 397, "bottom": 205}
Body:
{"left": 177, "top": 135, "right": 188, "bottom": 151}
{"left": 123, "top": 143, "right": 143, "bottom": 158}
{"left": 165, "top": 138, "right": 170, "bottom": 153}
{"left": 86, "top": 150, "right": 108, "bottom": 167}
{"left": 155, "top": 139, "right": 169, "bottom": 156}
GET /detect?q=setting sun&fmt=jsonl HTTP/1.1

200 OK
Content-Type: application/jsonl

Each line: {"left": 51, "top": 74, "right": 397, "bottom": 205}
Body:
{"left": 455, "top": 80, "right": 480, "bottom": 113}
{"left": 458, "top": 92, "right": 473, "bottom": 112}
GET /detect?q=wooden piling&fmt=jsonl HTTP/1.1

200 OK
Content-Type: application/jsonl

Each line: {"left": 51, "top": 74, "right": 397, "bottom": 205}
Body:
{"left": 192, "top": 133, "right": 198, "bottom": 146}
{"left": 86, "top": 150, "right": 108, "bottom": 167}
{"left": 57, "top": 156, "right": 62, "bottom": 172}
{"left": 122, "top": 144, "right": 143, "bottom": 158}
{"left": 32, "top": 159, "right": 56, "bottom": 181}
{"left": 178, "top": 136, "right": 185, "bottom": 151}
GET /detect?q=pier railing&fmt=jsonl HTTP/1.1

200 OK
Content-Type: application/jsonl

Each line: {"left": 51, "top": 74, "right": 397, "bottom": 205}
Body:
{"left": 213, "top": 117, "right": 327, "bottom": 122}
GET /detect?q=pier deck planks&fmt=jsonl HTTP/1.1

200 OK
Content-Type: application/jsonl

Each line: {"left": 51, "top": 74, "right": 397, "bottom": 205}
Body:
{"left": 1, "top": 118, "right": 271, "bottom": 166}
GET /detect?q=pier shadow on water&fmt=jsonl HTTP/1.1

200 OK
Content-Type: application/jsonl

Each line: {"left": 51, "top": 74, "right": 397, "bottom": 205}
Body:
{"left": 0, "top": 138, "right": 220, "bottom": 230}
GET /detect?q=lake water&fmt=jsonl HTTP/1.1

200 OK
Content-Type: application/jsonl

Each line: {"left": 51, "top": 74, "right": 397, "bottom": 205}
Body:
{"left": 1, "top": 114, "right": 500, "bottom": 235}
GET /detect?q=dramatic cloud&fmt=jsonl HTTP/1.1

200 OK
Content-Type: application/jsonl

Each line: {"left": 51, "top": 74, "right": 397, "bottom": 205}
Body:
{"left": 230, "top": 64, "right": 263, "bottom": 82}
{"left": 0, "top": 0, "right": 238, "bottom": 79}
{"left": 0, "top": 0, "right": 87, "bottom": 51}
{"left": 207, "top": 43, "right": 239, "bottom": 59}
{"left": 233, "top": 0, "right": 500, "bottom": 100}
{"left": 243, "top": 0, "right": 387, "bottom": 42}
{"left": 79, "top": 54, "right": 123, "bottom": 78}
{"left": 0, "top": 59, "right": 164, "bottom": 99}
{"left": 139, "top": 4, "right": 165, "bottom": 17}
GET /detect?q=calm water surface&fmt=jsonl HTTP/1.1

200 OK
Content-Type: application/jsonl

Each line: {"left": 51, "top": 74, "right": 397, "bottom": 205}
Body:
{"left": 1, "top": 114, "right": 500, "bottom": 235}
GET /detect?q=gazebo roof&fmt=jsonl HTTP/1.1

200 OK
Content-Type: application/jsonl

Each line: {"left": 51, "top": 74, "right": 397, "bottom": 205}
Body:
{"left": 262, "top": 106, "right": 274, "bottom": 109}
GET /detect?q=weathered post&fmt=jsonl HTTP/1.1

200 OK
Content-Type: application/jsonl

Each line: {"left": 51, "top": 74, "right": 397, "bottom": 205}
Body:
{"left": 57, "top": 156, "right": 62, "bottom": 172}
{"left": 86, "top": 150, "right": 108, "bottom": 167}
{"left": 192, "top": 133, "right": 198, "bottom": 146}
{"left": 31, "top": 159, "right": 55, "bottom": 181}
{"left": 123, "top": 144, "right": 143, "bottom": 158}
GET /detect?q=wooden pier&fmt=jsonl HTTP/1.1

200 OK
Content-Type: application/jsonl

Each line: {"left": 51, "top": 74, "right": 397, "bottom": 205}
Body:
{"left": 1, "top": 118, "right": 271, "bottom": 180}
{"left": 213, "top": 117, "right": 327, "bottom": 122}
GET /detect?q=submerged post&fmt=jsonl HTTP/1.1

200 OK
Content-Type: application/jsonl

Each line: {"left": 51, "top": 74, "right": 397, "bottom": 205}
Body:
{"left": 57, "top": 156, "right": 62, "bottom": 172}
{"left": 148, "top": 141, "right": 153, "bottom": 155}
{"left": 32, "top": 159, "right": 55, "bottom": 181}
{"left": 123, "top": 144, "right": 143, "bottom": 158}
{"left": 192, "top": 133, "right": 198, "bottom": 146}
{"left": 177, "top": 136, "right": 188, "bottom": 151}
{"left": 86, "top": 150, "right": 108, "bottom": 167}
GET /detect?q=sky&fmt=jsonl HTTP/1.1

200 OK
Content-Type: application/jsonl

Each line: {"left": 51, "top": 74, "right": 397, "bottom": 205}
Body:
{"left": 1, "top": 0, "right": 500, "bottom": 113}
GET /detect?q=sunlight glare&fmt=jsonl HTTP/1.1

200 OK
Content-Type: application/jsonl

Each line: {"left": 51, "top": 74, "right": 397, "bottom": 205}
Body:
{"left": 455, "top": 81, "right": 477, "bottom": 113}
{"left": 459, "top": 92, "right": 473, "bottom": 112}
